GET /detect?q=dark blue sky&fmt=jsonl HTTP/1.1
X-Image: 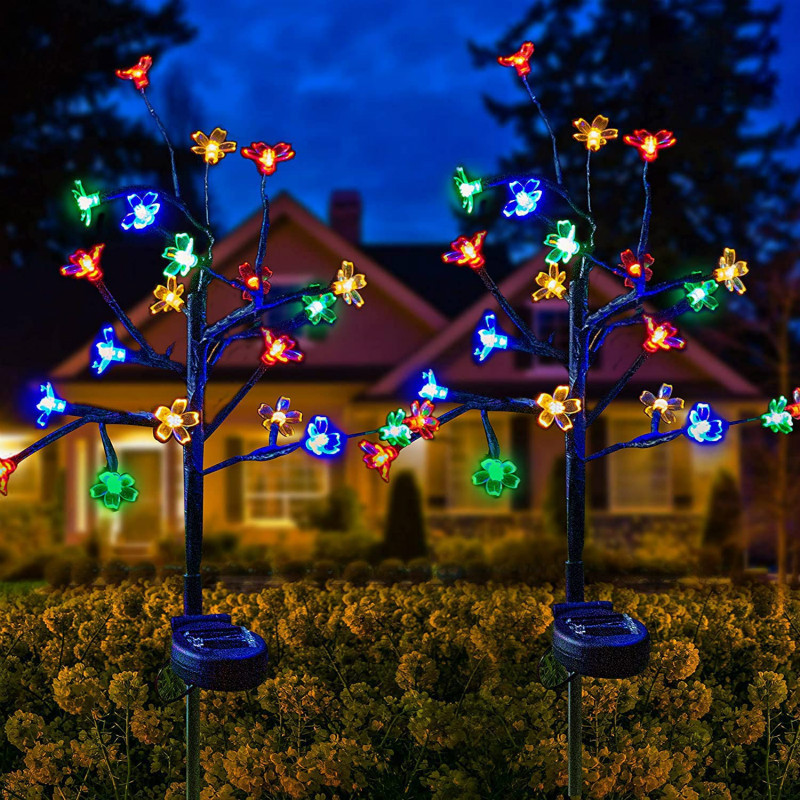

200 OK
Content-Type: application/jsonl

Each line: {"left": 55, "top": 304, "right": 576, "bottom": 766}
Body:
{"left": 129, "top": 0, "right": 800, "bottom": 245}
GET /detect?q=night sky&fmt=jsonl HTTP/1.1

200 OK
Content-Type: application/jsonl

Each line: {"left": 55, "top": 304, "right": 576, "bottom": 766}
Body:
{"left": 128, "top": 0, "right": 800, "bottom": 245}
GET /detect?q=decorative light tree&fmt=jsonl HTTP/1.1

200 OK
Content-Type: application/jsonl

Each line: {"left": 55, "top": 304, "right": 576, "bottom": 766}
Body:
{"left": 355, "top": 41, "right": 798, "bottom": 798}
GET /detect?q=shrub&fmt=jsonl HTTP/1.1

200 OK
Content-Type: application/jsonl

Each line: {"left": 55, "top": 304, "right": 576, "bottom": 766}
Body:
{"left": 102, "top": 560, "right": 128, "bottom": 586}
{"left": 201, "top": 531, "right": 239, "bottom": 563}
{"left": 71, "top": 558, "right": 99, "bottom": 586}
{"left": 310, "top": 559, "right": 339, "bottom": 585}
{"left": 342, "top": 560, "right": 372, "bottom": 586}
{"left": 375, "top": 558, "right": 406, "bottom": 585}
{"left": 220, "top": 562, "right": 249, "bottom": 577}
{"left": 249, "top": 559, "right": 272, "bottom": 577}
{"left": 383, "top": 470, "right": 427, "bottom": 561}
{"left": 314, "top": 529, "right": 379, "bottom": 564}
{"left": 200, "top": 564, "right": 219, "bottom": 587}
{"left": 43, "top": 556, "right": 72, "bottom": 589}
{"left": 407, "top": 557, "right": 432, "bottom": 583}
{"left": 159, "top": 564, "right": 183, "bottom": 581}
{"left": 128, "top": 563, "right": 157, "bottom": 584}
{"left": 278, "top": 560, "right": 308, "bottom": 582}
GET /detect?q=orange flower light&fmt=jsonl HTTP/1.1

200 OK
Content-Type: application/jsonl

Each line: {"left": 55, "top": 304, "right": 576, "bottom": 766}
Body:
{"left": 238, "top": 262, "right": 272, "bottom": 302}
{"left": 190, "top": 127, "right": 237, "bottom": 165}
{"left": 623, "top": 129, "right": 676, "bottom": 162}
{"left": 360, "top": 440, "right": 399, "bottom": 482}
{"left": 241, "top": 142, "right": 295, "bottom": 176}
{"left": 572, "top": 115, "right": 618, "bottom": 151}
{"left": 0, "top": 458, "right": 17, "bottom": 496}
{"left": 150, "top": 275, "right": 185, "bottom": 314}
{"left": 713, "top": 248, "right": 748, "bottom": 295}
{"left": 441, "top": 231, "right": 487, "bottom": 270}
{"left": 531, "top": 262, "right": 568, "bottom": 302}
{"left": 60, "top": 244, "right": 105, "bottom": 282}
{"left": 260, "top": 329, "right": 304, "bottom": 367}
{"left": 643, "top": 317, "right": 686, "bottom": 353}
{"left": 620, "top": 248, "right": 654, "bottom": 288}
{"left": 332, "top": 261, "right": 367, "bottom": 307}
{"left": 534, "top": 386, "right": 582, "bottom": 432}
{"left": 115, "top": 55, "right": 153, "bottom": 90}
{"left": 497, "top": 42, "right": 534, "bottom": 77}
{"left": 153, "top": 398, "right": 200, "bottom": 446}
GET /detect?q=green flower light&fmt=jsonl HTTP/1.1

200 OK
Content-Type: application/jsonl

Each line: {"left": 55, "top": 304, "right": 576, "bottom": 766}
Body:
{"left": 761, "top": 397, "right": 794, "bottom": 435}
{"left": 302, "top": 293, "right": 337, "bottom": 325}
{"left": 544, "top": 220, "right": 580, "bottom": 265}
{"left": 379, "top": 409, "right": 412, "bottom": 447}
{"left": 89, "top": 470, "right": 139, "bottom": 511}
{"left": 72, "top": 180, "right": 100, "bottom": 227}
{"left": 471, "top": 457, "right": 520, "bottom": 498}
{"left": 684, "top": 279, "right": 719, "bottom": 312}
{"left": 162, "top": 233, "right": 199, "bottom": 278}
{"left": 454, "top": 166, "right": 483, "bottom": 213}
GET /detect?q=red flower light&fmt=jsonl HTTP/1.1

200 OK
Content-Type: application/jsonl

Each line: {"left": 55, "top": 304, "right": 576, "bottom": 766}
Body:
{"left": 241, "top": 142, "right": 295, "bottom": 176}
{"left": 0, "top": 458, "right": 17, "bottom": 496}
{"left": 497, "top": 42, "right": 534, "bottom": 77}
{"left": 359, "top": 440, "right": 399, "bottom": 482}
{"left": 115, "top": 55, "right": 153, "bottom": 90}
{"left": 643, "top": 316, "right": 686, "bottom": 353}
{"left": 623, "top": 129, "right": 676, "bottom": 162}
{"left": 787, "top": 387, "right": 800, "bottom": 419}
{"left": 404, "top": 400, "right": 439, "bottom": 440}
{"left": 620, "top": 248, "right": 654, "bottom": 288}
{"left": 260, "top": 328, "right": 304, "bottom": 367}
{"left": 238, "top": 262, "right": 272, "bottom": 302}
{"left": 441, "top": 231, "right": 487, "bottom": 270}
{"left": 60, "top": 244, "right": 105, "bottom": 283}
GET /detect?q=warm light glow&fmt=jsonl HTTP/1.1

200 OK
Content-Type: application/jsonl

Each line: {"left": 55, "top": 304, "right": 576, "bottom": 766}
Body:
{"left": 260, "top": 329, "right": 304, "bottom": 366}
{"left": 419, "top": 370, "right": 449, "bottom": 401}
{"left": 684, "top": 403, "right": 727, "bottom": 444}
{"left": 761, "top": 397, "right": 794, "bottom": 434}
{"left": 503, "top": 179, "right": 542, "bottom": 218}
{"left": 713, "top": 248, "right": 748, "bottom": 294}
{"left": 36, "top": 383, "right": 66, "bottom": 428}
{"left": 190, "top": 127, "right": 237, "bottom": 164}
{"left": 92, "top": 326, "right": 127, "bottom": 375}
{"left": 535, "top": 386, "right": 581, "bottom": 431}
{"left": 150, "top": 276, "right": 185, "bottom": 314}
{"left": 454, "top": 166, "right": 483, "bottom": 213}
{"left": 531, "top": 262, "right": 568, "bottom": 302}
{"left": 162, "top": 233, "right": 198, "bottom": 278}
{"left": 115, "top": 55, "right": 153, "bottom": 90}
{"left": 121, "top": 192, "right": 160, "bottom": 231}
{"left": 643, "top": 317, "right": 685, "bottom": 353}
{"left": 258, "top": 396, "right": 302, "bottom": 437}
{"left": 360, "top": 440, "right": 399, "bottom": 482}
{"left": 241, "top": 142, "right": 295, "bottom": 176}
{"left": 304, "top": 416, "right": 343, "bottom": 457}
{"left": 404, "top": 400, "right": 439, "bottom": 440}
{"left": 497, "top": 42, "right": 534, "bottom": 77}
{"left": 623, "top": 129, "right": 676, "bottom": 162}
{"left": 332, "top": 261, "right": 367, "bottom": 307}
{"left": 620, "top": 249, "right": 654, "bottom": 288}
{"left": 153, "top": 398, "right": 199, "bottom": 445}
{"left": 442, "top": 231, "right": 487, "bottom": 270}
{"left": 60, "top": 244, "right": 105, "bottom": 282}
{"left": 639, "top": 384, "right": 684, "bottom": 424}
{"left": 572, "top": 115, "right": 618, "bottom": 151}
{"left": 90, "top": 470, "right": 139, "bottom": 511}
{"left": 72, "top": 180, "right": 100, "bottom": 227}
{"left": 302, "top": 293, "right": 338, "bottom": 325}
{"left": 472, "top": 457, "right": 520, "bottom": 498}
{"left": 544, "top": 221, "right": 580, "bottom": 265}
{"left": 474, "top": 311, "right": 509, "bottom": 362}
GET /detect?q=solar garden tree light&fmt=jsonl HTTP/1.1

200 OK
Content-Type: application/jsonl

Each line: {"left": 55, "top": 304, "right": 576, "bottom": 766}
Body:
{"left": 367, "top": 40, "right": 799, "bottom": 798}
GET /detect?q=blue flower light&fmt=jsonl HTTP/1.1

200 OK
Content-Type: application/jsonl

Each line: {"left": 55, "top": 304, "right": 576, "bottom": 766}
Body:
{"left": 684, "top": 403, "right": 727, "bottom": 445}
{"left": 502, "top": 179, "right": 542, "bottom": 218}
{"left": 92, "top": 326, "right": 127, "bottom": 375}
{"left": 473, "top": 311, "right": 509, "bottom": 363}
{"left": 304, "top": 416, "right": 343, "bottom": 457}
{"left": 418, "top": 369, "right": 449, "bottom": 401}
{"left": 36, "top": 382, "right": 67, "bottom": 428}
{"left": 121, "top": 192, "right": 160, "bottom": 231}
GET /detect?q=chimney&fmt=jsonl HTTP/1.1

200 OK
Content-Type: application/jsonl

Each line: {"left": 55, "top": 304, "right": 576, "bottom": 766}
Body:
{"left": 329, "top": 190, "right": 362, "bottom": 244}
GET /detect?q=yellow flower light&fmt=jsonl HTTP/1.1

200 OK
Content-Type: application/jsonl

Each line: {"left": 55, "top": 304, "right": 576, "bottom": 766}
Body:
{"left": 639, "top": 383, "right": 685, "bottom": 424}
{"left": 332, "top": 261, "right": 367, "bottom": 307}
{"left": 153, "top": 398, "right": 200, "bottom": 446}
{"left": 713, "top": 248, "right": 748, "bottom": 294}
{"left": 150, "top": 276, "right": 185, "bottom": 314}
{"left": 535, "top": 385, "right": 582, "bottom": 431}
{"left": 572, "top": 115, "right": 618, "bottom": 151}
{"left": 531, "top": 262, "right": 568, "bottom": 302}
{"left": 190, "top": 127, "right": 237, "bottom": 165}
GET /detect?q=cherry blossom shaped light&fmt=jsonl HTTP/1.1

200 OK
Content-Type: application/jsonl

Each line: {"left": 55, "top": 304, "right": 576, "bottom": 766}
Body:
{"left": 503, "top": 179, "right": 542, "bottom": 218}
{"left": 620, "top": 249, "right": 654, "bottom": 289}
{"left": 572, "top": 115, "right": 618, "bottom": 151}
{"left": 304, "top": 416, "right": 343, "bottom": 457}
{"left": 684, "top": 403, "right": 727, "bottom": 444}
{"left": 419, "top": 370, "right": 449, "bottom": 401}
{"left": 241, "top": 142, "right": 295, "bottom": 176}
{"left": 531, "top": 262, "right": 568, "bottom": 302}
{"left": 153, "top": 398, "right": 200, "bottom": 446}
{"left": 121, "top": 192, "right": 160, "bottom": 231}
{"left": 72, "top": 180, "right": 100, "bottom": 227}
{"left": 472, "top": 457, "right": 520, "bottom": 498}
{"left": 332, "top": 261, "right": 367, "bottom": 307}
{"left": 786, "top": 388, "right": 800, "bottom": 420}
{"left": 258, "top": 396, "right": 303, "bottom": 437}
{"left": 302, "top": 293, "right": 338, "bottom": 325}
{"left": 474, "top": 311, "right": 509, "bottom": 362}
{"left": 379, "top": 409, "right": 412, "bottom": 448}
{"left": 36, "top": 382, "right": 66, "bottom": 428}
{"left": 90, "top": 470, "right": 139, "bottom": 511}
{"left": 359, "top": 440, "right": 399, "bottom": 482}
{"left": 60, "top": 244, "right": 104, "bottom": 283}
{"left": 535, "top": 386, "right": 582, "bottom": 431}
{"left": 623, "top": 129, "right": 676, "bottom": 162}
{"left": 190, "top": 127, "right": 237, "bottom": 165}
{"left": 162, "top": 233, "right": 199, "bottom": 278}
{"left": 639, "top": 383, "right": 684, "bottom": 424}
{"left": 544, "top": 221, "right": 580, "bottom": 265}
{"left": 260, "top": 329, "right": 304, "bottom": 367}
{"left": 713, "top": 248, "right": 748, "bottom": 295}
{"left": 643, "top": 317, "right": 685, "bottom": 353}
{"left": 150, "top": 276, "right": 185, "bottom": 315}
{"left": 497, "top": 41, "right": 534, "bottom": 77}
{"left": 115, "top": 55, "right": 153, "bottom": 90}
{"left": 454, "top": 166, "right": 483, "bottom": 213}
{"left": 761, "top": 397, "right": 794, "bottom": 435}
{"left": 441, "top": 231, "right": 487, "bottom": 270}
{"left": 684, "top": 279, "right": 719, "bottom": 312}
{"left": 238, "top": 262, "right": 272, "bottom": 302}
{"left": 404, "top": 400, "right": 439, "bottom": 440}
{"left": 0, "top": 458, "right": 17, "bottom": 496}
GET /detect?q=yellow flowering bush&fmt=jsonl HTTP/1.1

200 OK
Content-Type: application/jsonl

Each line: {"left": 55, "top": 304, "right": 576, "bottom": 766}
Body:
{"left": 1, "top": 580, "right": 800, "bottom": 798}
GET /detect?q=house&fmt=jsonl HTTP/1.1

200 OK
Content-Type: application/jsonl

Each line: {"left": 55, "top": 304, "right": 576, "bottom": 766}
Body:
{"left": 0, "top": 191, "right": 769, "bottom": 559}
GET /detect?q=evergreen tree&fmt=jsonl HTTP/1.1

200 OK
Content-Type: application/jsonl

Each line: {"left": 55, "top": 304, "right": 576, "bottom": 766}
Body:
{"left": 383, "top": 470, "right": 428, "bottom": 561}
